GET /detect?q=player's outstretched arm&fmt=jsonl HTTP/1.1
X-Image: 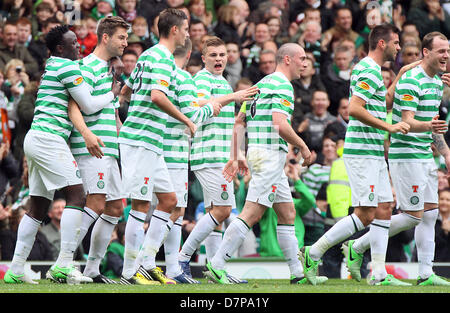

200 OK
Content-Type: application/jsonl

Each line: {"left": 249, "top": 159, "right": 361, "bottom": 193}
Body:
{"left": 68, "top": 79, "right": 121, "bottom": 115}
{"left": 151, "top": 89, "right": 197, "bottom": 136}
{"left": 273, "top": 112, "right": 313, "bottom": 167}
{"left": 68, "top": 98, "right": 105, "bottom": 158}
{"left": 349, "top": 94, "right": 410, "bottom": 134}
{"left": 386, "top": 60, "right": 422, "bottom": 110}
{"left": 214, "top": 86, "right": 259, "bottom": 107}
{"left": 402, "top": 111, "right": 448, "bottom": 133}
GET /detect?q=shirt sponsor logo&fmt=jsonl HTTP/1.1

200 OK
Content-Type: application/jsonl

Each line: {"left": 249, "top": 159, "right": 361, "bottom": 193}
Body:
{"left": 74, "top": 77, "right": 83, "bottom": 85}
{"left": 191, "top": 101, "right": 200, "bottom": 107}
{"left": 401, "top": 94, "right": 414, "bottom": 101}
{"left": 357, "top": 81, "right": 370, "bottom": 90}
{"left": 157, "top": 79, "right": 169, "bottom": 87}
{"left": 280, "top": 99, "right": 291, "bottom": 107}
{"left": 197, "top": 92, "right": 205, "bottom": 98}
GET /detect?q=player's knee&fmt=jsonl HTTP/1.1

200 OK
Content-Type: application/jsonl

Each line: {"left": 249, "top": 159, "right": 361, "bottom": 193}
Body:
{"left": 171, "top": 206, "right": 185, "bottom": 220}
{"left": 277, "top": 207, "right": 296, "bottom": 225}
{"left": 64, "top": 186, "right": 86, "bottom": 209}
{"left": 159, "top": 194, "right": 178, "bottom": 212}
{"left": 355, "top": 208, "right": 377, "bottom": 226}
{"left": 210, "top": 204, "right": 232, "bottom": 222}
{"left": 105, "top": 200, "right": 124, "bottom": 217}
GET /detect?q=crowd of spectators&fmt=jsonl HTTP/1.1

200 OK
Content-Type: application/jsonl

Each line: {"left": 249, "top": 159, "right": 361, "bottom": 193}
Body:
{"left": 0, "top": 0, "right": 449, "bottom": 277}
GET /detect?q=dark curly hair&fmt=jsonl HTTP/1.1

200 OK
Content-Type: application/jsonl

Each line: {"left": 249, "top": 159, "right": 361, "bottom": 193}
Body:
{"left": 45, "top": 24, "right": 70, "bottom": 55}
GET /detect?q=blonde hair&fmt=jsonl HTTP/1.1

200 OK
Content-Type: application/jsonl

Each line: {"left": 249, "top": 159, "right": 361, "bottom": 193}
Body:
{"left": 5, "top": 59, "right": 25, "bottom": 77}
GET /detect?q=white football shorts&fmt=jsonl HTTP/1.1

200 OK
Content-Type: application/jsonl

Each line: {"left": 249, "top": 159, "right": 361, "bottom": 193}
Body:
{"left": 24, "top": 130, "right": 83, "bottom": 200}
{"left": 389, "top": 159, "right": 438, "bottom": 211}
{"left": 194, "top": 166, "right": 236, "bottom": 208}
{"left": 75, "top": 155, "right": 124, "bottom": 201}
{"left": 120, "top": 144, "right": 174, "bottom": 201}
{"left": 245, "top": 147, "right": 292, "bottom": 208}
{"left": 343, "top": 156, "right": 393, "bottom": 207}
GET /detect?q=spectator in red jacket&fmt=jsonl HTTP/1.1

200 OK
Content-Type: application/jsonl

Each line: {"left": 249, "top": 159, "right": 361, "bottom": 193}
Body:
{"left": 73, "top": 19, "right": 98, "bottom": 58}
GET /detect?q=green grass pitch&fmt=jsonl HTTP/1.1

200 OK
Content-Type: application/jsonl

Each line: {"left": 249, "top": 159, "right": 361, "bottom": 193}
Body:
{"left": 1, "top": 278, "right": 448, "bottom": 293}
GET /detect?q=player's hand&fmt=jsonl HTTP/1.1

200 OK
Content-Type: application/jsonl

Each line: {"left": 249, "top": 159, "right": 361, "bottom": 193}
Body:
{"left": 442, "top": 73, "right": 450, "bottom": 87}
{"left": 185, "top": 120, "right": 197, "bottom": 137}
{"left": 111, "top": 79, "right": 122, "bottom": 98}
{"left": 211, "top": 101, "right": 222, "bottom": 116}
{"left": 431, "top": 115, "right": 448, "bottom": 134}
{"left": 388, "top": 121, "right": 410, "bottom": 134}
{"left": 300, "top": 145, "right": 313, "bottom": 167}
{"left": 110, "top": 56, "right": 124, "bottom": 80}
{"left": 223, "top": 159, "right": 248, "bottom": 182}
{"left": 83, "top": 130, "right": 105, "bottom": 158}
{"left": 399, "top": 60, "right": 422, "bottom": 75}
{"left": 234, "top": 86, "right": 259, "bottom": 104}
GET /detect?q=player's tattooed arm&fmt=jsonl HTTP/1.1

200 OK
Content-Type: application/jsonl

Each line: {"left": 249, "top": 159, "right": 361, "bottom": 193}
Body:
{"left": 433, "top": 133, "right": 450, "bottom": 174}
{"left": 432, "top": 133, "right": 450, "bottom": 156}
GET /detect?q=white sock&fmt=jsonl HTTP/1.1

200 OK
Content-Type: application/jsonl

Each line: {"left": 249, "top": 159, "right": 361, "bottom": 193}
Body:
{"left": 211, "top": 218, "right": 249, "bottom": 270}
{"left": 122, "top": 209, "right": 146, "bottom": 279}
{"left": 415, "top": 208, "right": 438, "bottom": 279}
{"left": 353, "top": 212, "right": 421, "bottom": 254}
{"left": 77, "top": 206, "right": 99, "bottom": 246}
{"left": 10, "top": 214, "right": 41, "bottom": 275}
{"left": 139, "top": 209, "right": 172, "bottom": 270}
{"left": 277, "top": 224, "right": 303, "bottom": 278}
{"left": 55, "top": 206, "right": 84, "bottom": 268}
{"left": 83, "top": 214, "right": 119, "bottom": 278}
{"left": 369, "top": 219, "right": 391, "bottom": 280}
{"left": 179, "top": 212, "right": 219, "bottom": 262}
{"left": 310, "top": 213, "right": 364, "bottom": 260}
{"left": 164, "top": 216, "right": 183, "bottom": 278}
{"left": 205, "top": 230, "right": 223, "bottom": 261}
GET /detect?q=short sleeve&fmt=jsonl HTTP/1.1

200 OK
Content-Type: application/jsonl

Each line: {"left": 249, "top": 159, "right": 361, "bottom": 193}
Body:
{"left": 352, "top": 69, "right": 382, "bottom": 103}
{"left": 395, "top": 75, "right": 420, "bottom": 112}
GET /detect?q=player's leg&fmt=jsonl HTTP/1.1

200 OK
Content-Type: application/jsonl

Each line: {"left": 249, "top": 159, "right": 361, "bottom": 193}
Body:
{"left": 120, "top": 199, "right": 157, "bottom": 284}
{"left": 415, "top": 161, "right": 450, "bottom": 285}
{"left": 165, "top": 205, "right": 185, "bottom": 278}
{"left": 205, "top": 200, "right": 264, "bottom": 284}
{"left": 178, "top": 168, "right": 233, "bottom": 273}
{"left": 204, "top": 220, "right": 223, "bottom": 264}
{"left": 300, "top": 205, "right": 368, "bottom": 283}
{"left": 365, "top": 160, "right": 397, "bottom": 284}
{"left": 83, "top": 198, "right": 122, "bottom": 283}
{"left": 273, "top": 201, "right": 306, "bottom": 282}
{"left": 366, "top": 202, "right": 394, "bottom": 283}
{"left": 300, "top": 157, "right": 376, "bottom": 283}
{"left": 135, "top": 191, "right": 177, "bottom": 285}
{"left": 415, "top": 205, "right": 449, "bottom": 285}
{"left": 206, "top": 148, "right": 284, "bottom": 284}
{"left": 81, "top": 157, "right": 124, "bottom": 282}
{"left": 4, "top": 195, "right": 51, "bottom": 284}
{"left": 78, "top": 193, "right": 104, "bottom": 245}
{"left": 46, "top": 183, "right": 94, "bottom": 284}
{"left": 119, "top": 144, "right": 158, "bottom": 284}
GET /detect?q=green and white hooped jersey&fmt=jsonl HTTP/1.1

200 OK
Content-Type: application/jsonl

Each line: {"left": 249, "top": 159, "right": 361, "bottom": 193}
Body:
{"left": 30, "top": 56, "right": 84, "bottom": 141}
{"left": 302, "top": 163, "right": 331, "bottom": 197}
{"left": 163, "top": 67, "right": 214, "bottom": 169}
{"left": 343, "top": 56, "right": 387, "bottom": 159}
{"left": 245, "top": 71, "right": 294, "bottom": 153}
{"left": 119, "top": 44, "right": 177, "bottom": 155}
{"left": 389, "top": 66, "right": 443, "bottom": 162}
{"left": 70, "top": 53, "right": 119, "bottom": 158}
{"left": 189, "top": 68, "right": 235, "bottom": 171}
